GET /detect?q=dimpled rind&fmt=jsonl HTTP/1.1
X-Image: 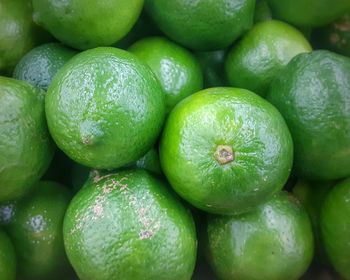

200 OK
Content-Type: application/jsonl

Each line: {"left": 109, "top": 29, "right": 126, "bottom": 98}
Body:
{"left": 321, "top": 178, "right": 350, "bottom": 280}
{"left": 32, "top": 0, "right": 144, "bottom": 50}
{"left": 45, "top": 47, "right": 166, "bottom": 169}
{"left": 206, "top": 192, "right": 314, "bottom": 280}
{"left": 63, "top": 169, "right": 197, "bottom": 280}
{"left": 0, "top": 77, "right": 54, "bottom": 202}
{"left": 13, "top": 43, "right": 78, "bottom": 91}
{"left": 267, "top": 50, "right": 350, "bottom": 180}
{"left": 160, "top": 87, "right": 293, "bottom": 215}
{"left": 145, "top": 0, "right": 256, "bottom": 51}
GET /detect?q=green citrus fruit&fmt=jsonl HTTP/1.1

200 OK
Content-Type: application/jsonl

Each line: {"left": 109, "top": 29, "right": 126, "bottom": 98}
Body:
{"left": 13, "top": 43, "right": 77, "bottom": 91}
{"left": 254, "top": 0, "right": 272, "bottom": 23}
{"left": 267, "top": 0, "right": 350, "bottom": 27}
{"left": 0, "top": 0, "right": 51, "bottom": 75}
{"left": 0, "top": 230, "right": 16, "bottom": 280}
{"left": 206, "top": 191, "right": 314, "bottom": 280}
{"left": 33, "top": 0, "right": 143, "bottom": 50}
{"left": 145, "top": 0, "right": 255, "bottom": 51}
{"left": 129, "top": 36, "right": 203, "bottom": 113}
{"left": 225, "top": 20, "right": 312, "bottom": 96}
{"left": 32, "top": 0, "right": 144, "bottom": 50}
{"left": 293, "top": 180, "right": 333, "bottom": 264}
{"left": 160, "top": 87, "right": 293, "bottom": 215}
{"left": 320, "top": 178, "right": 350, "bottom": 279}
{"left": 7, "top": 181, "right": 72, "bottom": 280}
{"left": 312, "top": 13, "right": 350, "bottom": 57}
{"left": 266, "top": 50, "right": 350, "bottom": 180}
{"left": 63, "top": 169, "right": 197, "bottom": 280}
{"left": 45, "top": 47, "right": 165, "bottom": 169}
{"left": 0, "top": 77, "right": 54, "bottom": 202}
{"left": 194, "top": 49, "right": 229, "bottom": 88}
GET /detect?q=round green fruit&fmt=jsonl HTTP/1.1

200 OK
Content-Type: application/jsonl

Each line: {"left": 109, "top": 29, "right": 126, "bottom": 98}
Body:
{"left": 63, "top": 169, "right": 197, "bottom": 280}
{"left": 267, "top": 50, "right": 350, "bottom": 180}
{"left": 32, "top": 0, "right": 144, "bottom": 50}
{"left": 0, "top": 230, "right": 16, "bottom": 280}
{"left": 225, "top": 20, "right": 312, "bottom": 96}
{"left": 267, "top": 0, "right": 350, "bottom": 27}
{"left": 13, "top": 43, "right": 77, "bottom": 91}
{"left": 7, "top": 181, "right": 72, "bottom": 280}
{"left": 45, "top": 47, "right": 165, "bottom": 169}
{"left": 129, "top": 36, "right": 203, "bottom": 113}
{"left": 160, "top": 87, "right": 293, "bottom": 215}
{"left": 0, "top": 77, "right": 54, "bottom": 202}
{"left": 206, "top": 192, "right": 314, "bottom": 280}
{"left": 321, "top": 178, "right": 350, "bottom": 280}
{"left": 145, "top": 0, "right": 255, "bottom": 51}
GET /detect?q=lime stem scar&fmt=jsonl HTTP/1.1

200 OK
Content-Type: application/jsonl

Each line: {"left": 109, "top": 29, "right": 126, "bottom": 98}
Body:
{"left": 214, "top": 145, "right": 235, "bottom": 165}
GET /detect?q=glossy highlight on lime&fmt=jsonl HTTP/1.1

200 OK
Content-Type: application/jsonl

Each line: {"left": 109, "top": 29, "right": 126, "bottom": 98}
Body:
{"left": 13, "top": 43, "right": 77, "bottom": 91}
{"left": 160, "top": 87, "right": 293, "bottom": 215}
{"left": 206, "top": 192, "right": 314, "bottom": 280}
{"left": 267, "top": 50, "right": 350, "bottom": 180}
{"left": 45, "top": 47, "right": 165, "bottom": 169}
{"left": 64, "top": 169, "right": 197, "bottom": 280}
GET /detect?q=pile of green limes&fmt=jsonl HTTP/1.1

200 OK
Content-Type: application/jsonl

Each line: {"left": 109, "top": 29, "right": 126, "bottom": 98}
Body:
{"left": 1, "top": 1, "right": 350, "bottom": 279}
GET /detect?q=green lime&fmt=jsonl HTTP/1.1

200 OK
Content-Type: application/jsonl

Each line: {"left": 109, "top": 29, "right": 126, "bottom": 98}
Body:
{"left": 206, "top": 192, "right": 314, "bottom": 280}
{"left": 267, "top": 50, "right": 350, "bottom": 180}
{"left": 145, "top": 0, "right": 255, "bottom": 51}
{"left": 320, "top": 178, "right": 350, "bottom": 279}
{"left": 194, "top": 49, "right": 229, "bottom": 88}
{"left": 293, "top": 180, "right": 333, "bottom": 264}
{"left": 0, "top": 0, "right": 51, "bottom": 75}
{"left": 129, "top": 36, "right": 203, "bottom": 113}
{"left": 46, "top": 47, "right": 165, "bottom": 169}
{"left": 0, "top": 230, "right": 16, "bottom": 280}
{"left": 312, "top": 13, "right": 350, "bottom": 57}
{"left": 267, "top": 0, "right": 350, "bottom": 27}
{"left": 160, "top": 87, "right": 293, "bottom": 215}
{"left": 225, "top": 20, "right": 312, "bottom": 96}
{"left": 13, "top": 43, "right": 77, "bottom": 91}
{"left": 32, "top": 0, "right": 144, "bottom": 50}
{"left": 0, "top": 77, "right": 54, "bottom": 202}
{"left": 63, "top": 169, "right": 197, "bottom": 280}
{"left": 7, "top": 181, "right": 72, "bottom": 280}
{"left": 254, "top": 0, "right": 272, "bottom": 23}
